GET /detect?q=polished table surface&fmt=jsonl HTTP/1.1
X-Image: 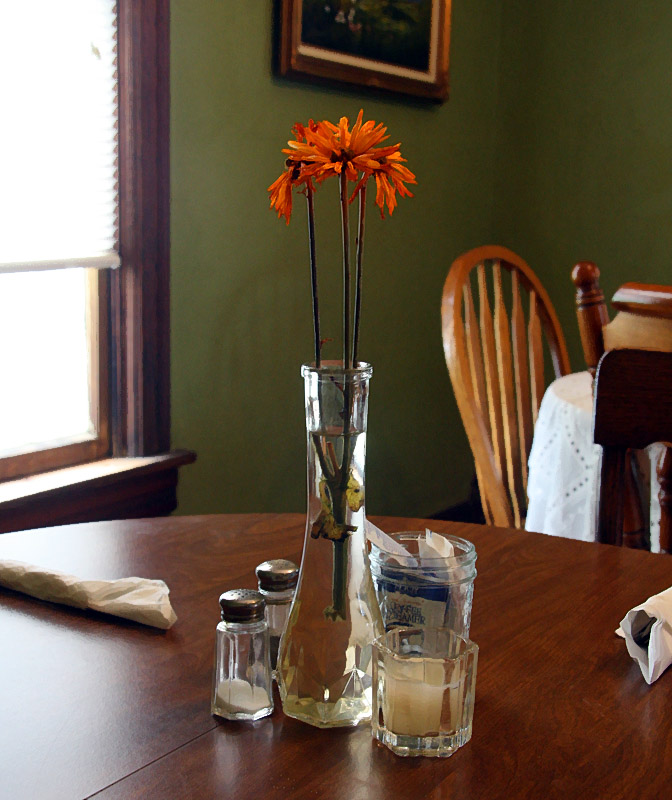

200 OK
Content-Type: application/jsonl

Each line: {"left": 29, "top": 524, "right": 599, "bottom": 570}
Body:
{"left": 2, "top": 513, "right": 672, "bottom": 800}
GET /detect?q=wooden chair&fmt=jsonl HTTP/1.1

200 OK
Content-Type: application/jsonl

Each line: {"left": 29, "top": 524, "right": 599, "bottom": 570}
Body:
{"left": 572, "top": 263, "right": 672, "bottom": 549}
{"left": 442, "top": 246, "right": 571, "bottom": 529}
{"left": 593, "top": 349, "right": 672, "bottom": 552}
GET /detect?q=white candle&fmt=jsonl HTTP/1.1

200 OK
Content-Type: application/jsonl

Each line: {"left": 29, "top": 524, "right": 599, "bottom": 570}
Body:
{"left": 216, "top": 678, "right": 271, "bottom": 715}
{"left": 383, "top": 659, "right": 446, "bottom": 736}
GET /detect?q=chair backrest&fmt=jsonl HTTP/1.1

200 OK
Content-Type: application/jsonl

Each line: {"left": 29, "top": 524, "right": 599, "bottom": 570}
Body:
{"left": 593, "top": 349, "right": 672, "bottom": 550}
{"left": 572, "top": 262, "right": 672, "bottom": 372}
{"left": 442, "top": 245, "right": 571, "bottom": 529}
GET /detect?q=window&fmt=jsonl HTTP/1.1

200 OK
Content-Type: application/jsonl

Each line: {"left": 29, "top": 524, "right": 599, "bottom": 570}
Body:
{"left": 0, "top": 0, "right": 117, "bottom": 480}
{"left": 0, "top": 2, "right": 189, "bottom": 532}
{"left": 0, "top": 269, "right": 109, "bottom": 479}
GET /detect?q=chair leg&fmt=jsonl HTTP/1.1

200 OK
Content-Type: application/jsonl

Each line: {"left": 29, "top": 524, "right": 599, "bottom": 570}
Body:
{"left": 621, "top": 450, "right": 649, "bottom": 550}
{"left": 597, "top": 446, "right": 626, "bottom": 546}
{"left": 658, "top": 447, "right": 672, "bottom": 553}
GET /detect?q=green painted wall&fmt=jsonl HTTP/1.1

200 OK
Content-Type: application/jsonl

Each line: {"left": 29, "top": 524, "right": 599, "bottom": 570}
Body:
{"left": 493, "top": 0, "right": 672, "bottom": 367}
{"left": 171, "top": 2, "right": 672, "bottom": 520}
{"left": 171, "top": 2, "right": 504, "bottom": 517}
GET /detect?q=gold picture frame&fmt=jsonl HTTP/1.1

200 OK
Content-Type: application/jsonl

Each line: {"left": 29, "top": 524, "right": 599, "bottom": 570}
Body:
{"left": 277, "top": 1, "right": 452, "bottom": 102}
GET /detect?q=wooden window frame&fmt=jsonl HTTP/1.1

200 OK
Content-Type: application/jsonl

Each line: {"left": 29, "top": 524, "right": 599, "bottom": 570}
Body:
{"left": 113, "top": 0, "right": 171, "bottom": 458}
{"left": 1, "top": 0, "right": 169, "bottom": 473}
{"left": 0, "top": 1, "right": 195, "bottom": 533}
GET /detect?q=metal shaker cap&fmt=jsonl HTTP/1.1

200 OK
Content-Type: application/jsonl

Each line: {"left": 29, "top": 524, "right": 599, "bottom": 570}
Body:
{"left": 255, "top": 559, "right": 299, "bottom": 592}
{"left": 219, "top": 589, "right": 266, "bottom": 623}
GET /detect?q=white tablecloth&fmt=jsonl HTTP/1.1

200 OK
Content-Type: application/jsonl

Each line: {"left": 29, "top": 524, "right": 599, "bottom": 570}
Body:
{"left": 525, "top": 371, "right": 663, "bottom": 551}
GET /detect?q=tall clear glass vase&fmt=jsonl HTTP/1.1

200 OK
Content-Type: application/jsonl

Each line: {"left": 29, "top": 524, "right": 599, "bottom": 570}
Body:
{"left": 277, "top": 361, "right": 384, "bottom": 728}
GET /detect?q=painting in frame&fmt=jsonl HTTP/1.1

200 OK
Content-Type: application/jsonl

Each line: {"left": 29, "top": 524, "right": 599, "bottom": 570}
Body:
{"left": 277, "top": 1, "right": 452, "bottom": 102}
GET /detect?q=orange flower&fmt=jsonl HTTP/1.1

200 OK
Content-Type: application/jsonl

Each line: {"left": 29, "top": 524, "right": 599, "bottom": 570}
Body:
{"left": 268, "top": 110, "right": 416, "bottom": 221}
{"left": 267, "top": 123, "right": 317, "bottom": 224}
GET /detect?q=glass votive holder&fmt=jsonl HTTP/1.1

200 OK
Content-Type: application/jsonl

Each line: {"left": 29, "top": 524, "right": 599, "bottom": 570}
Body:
{"left": 369, "top": 532, "right": 477, "bottom": 636}
{"left": 372, "top": 627, "right": 478, "bottom": 758}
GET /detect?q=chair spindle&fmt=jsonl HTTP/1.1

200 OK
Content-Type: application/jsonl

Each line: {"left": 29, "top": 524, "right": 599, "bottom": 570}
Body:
{"left": 511, "top": 270, "right": 532, "bottom": 490}
{"left": 493, "top": 262, "right": 523, "bottom": 527}
{"left": 528, "top": 291, "right": 545, "bottom": 425}
{"left": 478, "top": 263, "right": 507, "bottom": 490}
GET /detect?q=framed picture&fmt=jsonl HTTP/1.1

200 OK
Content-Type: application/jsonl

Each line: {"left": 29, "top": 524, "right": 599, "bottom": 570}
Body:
{"left": 277, "top": 1, "right": 452, "bottom": 102}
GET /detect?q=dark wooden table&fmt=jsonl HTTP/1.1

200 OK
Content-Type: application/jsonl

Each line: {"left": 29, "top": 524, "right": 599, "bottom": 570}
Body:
{"left": 1, "top": 514, "right": 672, "bottom": 800}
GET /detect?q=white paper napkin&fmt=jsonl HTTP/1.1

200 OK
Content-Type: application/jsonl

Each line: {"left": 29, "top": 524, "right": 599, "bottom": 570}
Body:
{"left": 418, "top": 528, "right": 456, "bottom": 561}
{"left": 617, "top": 586, "right": 672, "bottom": 684}
{"left": 365, "top": 522, "right": 457, "bottom": 563}
{"left": 365, "top": 520, "right": 413, "bottom": 564}
{"left": 366, "top": 524, "right": 465, "bottom": 585}
{"left": 0, "top": 558, "right": 177, "bottom": 630}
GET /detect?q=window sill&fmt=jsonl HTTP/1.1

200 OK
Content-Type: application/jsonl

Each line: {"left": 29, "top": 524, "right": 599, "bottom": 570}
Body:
{"left": 0, "top": 450, "right": 196, "bottom": 534}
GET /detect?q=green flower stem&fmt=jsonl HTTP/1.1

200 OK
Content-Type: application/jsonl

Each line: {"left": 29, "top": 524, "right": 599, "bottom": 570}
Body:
{"left": 352, "top": 182, "right": 366, "bottom": 368}
{"left": 336, "top": 201, "right": 356, "bottom": 610}
{"left": 311, "top": 432, "right": 333, "bottom": 481}
{"left": 326, "top": 441, "right": 339, "bottom": 475}
{"left": 332, "top": 432, "right": 353, "bottom": 621}
{"left": 321, "top": 174, "right": 361, "bottom": 622}
{"left": 306, "top": 183, "right": 321, "bottom": 368}
{"left": 339, "top": 171, "right": 351, "bottom": 371}
{"left": 338, "top": 171, "right": 354, "bottom": 497}
{"left": 331, "top": 539, "right": 348, "bottom": 622}
{"left": 339, "top": 430, "right": 353, "bottom": 493}
{"left": 312, "top": 429, "right": 354, "bottom": 623}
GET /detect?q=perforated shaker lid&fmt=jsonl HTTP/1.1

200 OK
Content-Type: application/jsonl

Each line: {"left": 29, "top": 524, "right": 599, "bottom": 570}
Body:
{"left": 219, "top": 589, "right": 266, "bottom": 622}
{"left": 255, "top": 559, "right": 299, "bottom": 592}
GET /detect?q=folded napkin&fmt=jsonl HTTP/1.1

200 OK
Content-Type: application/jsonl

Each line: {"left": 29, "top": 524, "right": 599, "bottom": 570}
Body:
{"left": 366, "top": 521, "right": 464, "bottom": 581}
{"left": 365, "top": 520, "right": 412, "bottom": 563}
{"left": 418, "top": 528, "right": 456, "bottom": 562}
{"left": 366, "top": 521, "right": 456, "bottom": 563}
{"left": 0, "top": 559, "right": 177, "bottom": 630}
{"left": 617, "top": 586, "right": 672, "bottom": 684}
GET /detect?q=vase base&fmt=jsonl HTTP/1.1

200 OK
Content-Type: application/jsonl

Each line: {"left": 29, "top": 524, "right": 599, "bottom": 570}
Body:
{"left": 281, "top": 692, "right": 372, "bottom": 729}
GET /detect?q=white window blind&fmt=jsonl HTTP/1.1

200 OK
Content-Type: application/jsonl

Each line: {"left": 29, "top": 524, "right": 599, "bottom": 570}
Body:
{"left": 0, "top": 1, "right": 119, "bottom": 274}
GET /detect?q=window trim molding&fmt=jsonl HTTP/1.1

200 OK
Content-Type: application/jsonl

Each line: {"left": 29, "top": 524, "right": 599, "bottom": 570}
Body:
{"left": 113, "top": 0, "right": 171, "bottom": 457}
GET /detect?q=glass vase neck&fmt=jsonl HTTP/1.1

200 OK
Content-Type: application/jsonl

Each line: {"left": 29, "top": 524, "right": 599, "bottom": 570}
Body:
{"left": 301, "top": 361, "right": 373, "bottom": 380}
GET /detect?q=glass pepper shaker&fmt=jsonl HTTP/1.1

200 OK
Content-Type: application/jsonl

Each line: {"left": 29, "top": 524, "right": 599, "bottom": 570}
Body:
{"left": 255, "top": 559, "right": 299, "bottom": 674}
{"left": 211, "top": 589, "right": 274, "bottom": 721}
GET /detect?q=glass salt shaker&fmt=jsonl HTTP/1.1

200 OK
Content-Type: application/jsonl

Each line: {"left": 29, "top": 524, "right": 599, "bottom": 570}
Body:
{"left": 211, "top": 589, "right": 273, "bottom": 721}
{"left": 255, "top": 559, "right": 299, "bottom": 674}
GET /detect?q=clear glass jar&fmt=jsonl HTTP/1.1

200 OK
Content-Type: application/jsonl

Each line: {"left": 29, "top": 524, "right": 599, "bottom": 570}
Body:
{"left": 211, "top": 589, "right": 273, "bottom": 721}
{"left": 369, "top": 532, "right": 477, "bottom": 637}
{"left": 255, "top": 559, "right": 299, "bottom": 674}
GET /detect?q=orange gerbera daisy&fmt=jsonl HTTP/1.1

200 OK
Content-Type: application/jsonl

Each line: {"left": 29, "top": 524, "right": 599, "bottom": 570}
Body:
{"left": 268, "top": 110, "right": 416, "bottom": 222}
{"left": 268, "top": 160, "right": 306, "bottom": 225}
{"left": 268, "top": 122, "right": 318, "bottom": 224}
